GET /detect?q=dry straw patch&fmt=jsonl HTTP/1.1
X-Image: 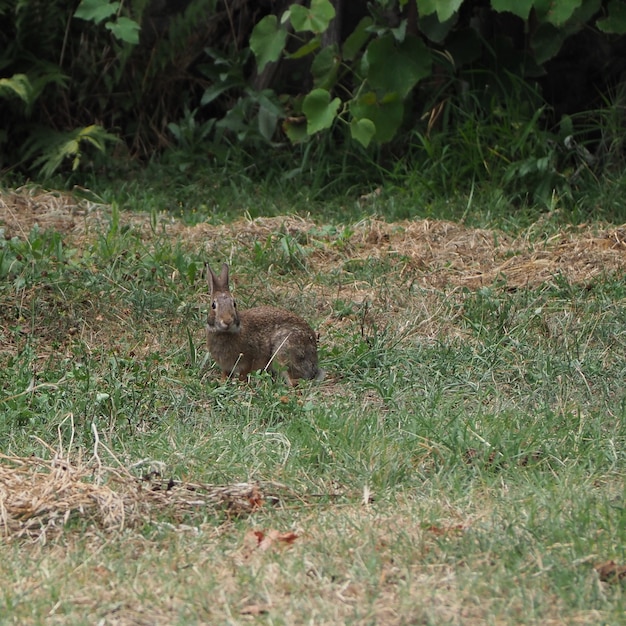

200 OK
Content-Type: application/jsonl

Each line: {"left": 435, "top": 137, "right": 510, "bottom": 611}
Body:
{"left": 178, "top": 214, "right": 626, "bottom": 289}
{"left": 0, "top": 187, "right": 105, "bottom": 238}
{"left": 2, "top": 188, "right": 626, "bottom": 292}
{"left": 0, "top": 424, "right": 291, "bottom": 542}
{"left": 346, "top": 217, "right": 626, "bottom": 289}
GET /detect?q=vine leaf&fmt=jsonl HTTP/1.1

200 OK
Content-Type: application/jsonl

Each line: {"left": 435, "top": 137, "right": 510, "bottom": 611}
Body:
{"left": 250, "top": 15, "right": 288, "bottom": 72}
{"left": 416, "top": 0, "right": 463, "bottom": 22}
{"left": 366, "top": 35, "right": 432, "bottom": 99}
{"left": 490, "top": 0, "right": 535, "bottom": 19}
{"left": 105, "top": 17, "right": 140, "bottom": 44}
{"left": 302, "top": 88, "right": 341, "bottom": 134}
{"left": 74, "top": 0, "right": 119, "bottom": 23}
{"left": 350, "top": 92, "right": 404, "bottom": 143}
{"left": 289, "top": 0, "right": 336, "bottom": 34}
{"left": 350, "top": 118, "right": 376, "bottom": 148}
{"left": 597, "top": 0, "right": 626, "bottom": 33}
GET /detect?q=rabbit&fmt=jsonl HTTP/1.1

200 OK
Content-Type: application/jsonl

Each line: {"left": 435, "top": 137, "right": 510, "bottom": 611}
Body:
{"left": 205, "top": 262, "right": 324, "bottom": 385}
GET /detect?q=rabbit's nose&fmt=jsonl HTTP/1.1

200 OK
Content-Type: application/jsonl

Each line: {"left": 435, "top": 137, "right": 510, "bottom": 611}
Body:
{"left": 218, "top": 315, "right": 239, "bottom": 332}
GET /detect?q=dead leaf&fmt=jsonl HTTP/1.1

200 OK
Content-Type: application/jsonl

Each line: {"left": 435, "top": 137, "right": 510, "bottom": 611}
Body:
{"left": 246, "top": 485, "right": 264, "bottom": 510}
{"left": 423, "top": 524, "right": 465, "bottom": 536}
{"left": 594, "top": 560, "right": 626, "bottom": 583}
{"left": 249, "top": 530, "right": 265, "bottom": 546}
{"left": 258, "top": 529, "right": 298, "bottom": 551}
{"left": 239, "top": 529, "right": 299, "bottom": 560}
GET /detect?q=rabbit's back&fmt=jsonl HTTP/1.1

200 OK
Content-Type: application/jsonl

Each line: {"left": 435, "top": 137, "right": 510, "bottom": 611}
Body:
{"left": 207, "top": 305, "right": 321, "bottom": 382}
{"left": 247, "top": 307, "right": 320, "bottom": 380}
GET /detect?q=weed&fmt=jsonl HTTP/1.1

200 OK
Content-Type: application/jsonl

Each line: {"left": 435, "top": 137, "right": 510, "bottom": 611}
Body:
{"left": 252, "top": 231, "right": 309, "bottom": 272}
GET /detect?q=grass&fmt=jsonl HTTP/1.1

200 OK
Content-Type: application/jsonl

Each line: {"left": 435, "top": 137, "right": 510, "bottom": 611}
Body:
{"left": 63, "top": 138, "right": 626, "bottom": 231}
{"left": 0, "top": 185, "right": 625, "bottom": 624}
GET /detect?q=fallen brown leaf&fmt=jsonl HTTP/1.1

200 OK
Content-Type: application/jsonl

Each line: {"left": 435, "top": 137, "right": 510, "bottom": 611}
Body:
{"left": 258, "top": 529, "right": 299, "bottom": 551}
{"left": 424, "top": 524, "right": 466, "bottom": 537}
{"left": 239, "top": 529, "right": 299, "bottom": 561}
{"left": 246, "top": 485, "right": 264, "bottom": 510}
{"left": 594, "top": 560, "right": 626, "bottom": 583}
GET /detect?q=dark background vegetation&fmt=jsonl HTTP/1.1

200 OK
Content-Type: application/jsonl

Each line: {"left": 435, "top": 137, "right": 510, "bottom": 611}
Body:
{"left": 2, "top": 0, "right": 626, "bottom": 219}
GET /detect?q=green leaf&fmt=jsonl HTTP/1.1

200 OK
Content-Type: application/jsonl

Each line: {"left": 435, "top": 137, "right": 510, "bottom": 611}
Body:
{"left": 350, "top": 92, "right": 404, "bottom": 143}
{"left": 283, "top": 117, "right": 309, "bottom": 143}
{"left": 365, "top": 35, "right": 431, "bottom": 99}
{"left": 26, "top": 125, "right": 119, "bottom": 179}
{"left": 290, "top": 0, "right": 336, "bottom": 34}
{"left": 288, "top": 37, "right": 321, "bottom": 60}
{"left": 0, "top": 74, "right": 32, "bottom": 104}
{"left": 255, "top": 91, "right": 285, "bottom": 119}
{"left": 302, "top": 88, "right": 341, "bottom": 134}
{"left": 350, "top": 118, "right": 376, "bottom": 148}
{"left": 533, "top": 0, "right": 584, "bottom": 25}
{"left": 200, "top": 76, "right": 241, "bottom": 106}
{"left": 597, "top": 0, "right": 626, "bottom": 33}
{"left": 77, "top": 124, "right": 119, "bottom": 151}
{"left": 531, "top": 0, "right": 600, "bottom": 62}
{"left": 216, "top": 98, "right": 255, "bottom": 140}
{"left": 74, "top": 0, "right": 119, "bottom": 24}
{"left": 311, "top": 44, "right": 340, "bottom": 89}
{"left": 258, "top": 107, "right": 278, "bottom": 142}
{"left": 343, "top": 16, "right": 373, "bottom": 61}
{"left": 0, "top": 69, "right": 68, "bottom": 114}
{"left": 250, "top": 15, "right": 288, "bottom": 71}
{"left": 391, "top": 19, "right": 407, "bottom": 42}
{"left": 105, "top": 16, "right": 140, "bottom": 44}
{"left": 416, "top": 0, "right": 463, "bottom": 22}
{"left": 416, "top": 0, "right": 437, "bottom": 15}
{"left": 530, "top": 23, "right": 563, "bottom": 65}
{"left": 490, "top": 0, "right": 535, "bottom": 19}
{"left": 417, "top": 12, "right": 456, "bottom": 44}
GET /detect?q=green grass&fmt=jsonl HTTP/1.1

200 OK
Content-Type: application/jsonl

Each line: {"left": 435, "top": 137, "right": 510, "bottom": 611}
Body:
{"left": 63, "top": 138, "right": 626, "bottom": 230}
{"left": 0, "top": 184, "right": 625, "bottom": 624}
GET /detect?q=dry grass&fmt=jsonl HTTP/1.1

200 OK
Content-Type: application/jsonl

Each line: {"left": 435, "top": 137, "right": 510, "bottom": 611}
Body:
{"left": 175, "top": 214, "right": 626, "bottom": 290}
{"left": 0, "top": 427, "right": 295, "bottom": 542}
{"left": 2, "top": 188, "right": 626, "bottom": 292}
{"left": 1, "top": 479, "right": 611, "bottom": 625}
{"left": 5, "top": 186, "right": 624, "bottom": 353}
{"left": 4, "top": 186, "right": 625, "bottom": 352}
{"left": 0, "top": 188, "right": 95, "bottom": 237}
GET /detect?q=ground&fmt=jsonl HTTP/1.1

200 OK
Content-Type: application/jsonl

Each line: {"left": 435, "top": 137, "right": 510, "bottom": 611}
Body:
{"left": 1, "top": 188, "right": 625, "bottom": 625}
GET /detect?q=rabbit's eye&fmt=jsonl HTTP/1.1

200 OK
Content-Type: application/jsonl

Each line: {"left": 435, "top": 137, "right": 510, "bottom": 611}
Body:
{"left": 233, "top": 300, "right": 237, "bottom": 308}
{"left": 211, "top": 301, "right": 216, "bottom": 310}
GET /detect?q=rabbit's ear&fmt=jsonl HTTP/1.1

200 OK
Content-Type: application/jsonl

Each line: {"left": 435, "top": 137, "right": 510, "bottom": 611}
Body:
{"left": 206, "top": 263, "right": 230, "bottom": 292}
{"left": 205, "top": 263, "right": 215, "bottom": 290}
{"left": 219, "top": 263, "right": 230, "bottom": 286}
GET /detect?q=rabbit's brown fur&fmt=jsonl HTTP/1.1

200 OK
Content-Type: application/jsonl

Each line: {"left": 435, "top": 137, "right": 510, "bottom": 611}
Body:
{"left": 206, "top": 263, "right": 323, "bottom": 385}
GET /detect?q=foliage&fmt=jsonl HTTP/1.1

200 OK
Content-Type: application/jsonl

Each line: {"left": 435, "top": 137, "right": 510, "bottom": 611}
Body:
{"left": 0, "top": 0, "right": 219, "bottom": 177}
{"left": 246, "top": 0, "right": 626, "bottom": 152}
{"left": 74, "top": 0, "right": 141, "bottom": 44}
{"left": 2, "top": 0, "right": 626, "bottom": 199}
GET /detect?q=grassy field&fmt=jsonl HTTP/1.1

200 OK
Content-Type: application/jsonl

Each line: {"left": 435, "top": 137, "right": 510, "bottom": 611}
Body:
{"left": 0, "top": 184, "right": 625, "bottom": 625}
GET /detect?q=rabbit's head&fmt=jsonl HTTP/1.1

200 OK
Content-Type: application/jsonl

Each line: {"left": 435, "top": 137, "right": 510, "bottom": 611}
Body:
{"left": 206, "top": 263, "right": 241, "bottom": 334}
